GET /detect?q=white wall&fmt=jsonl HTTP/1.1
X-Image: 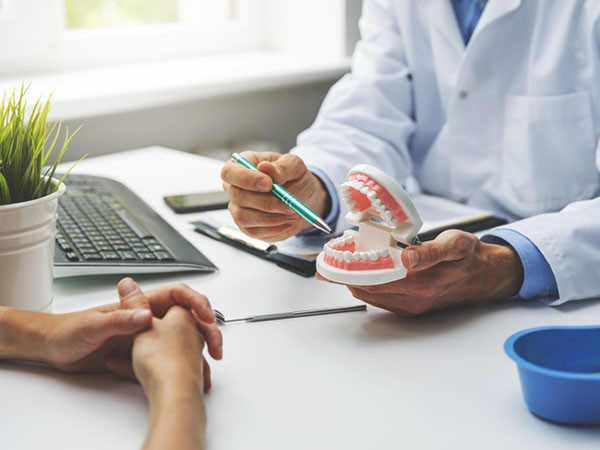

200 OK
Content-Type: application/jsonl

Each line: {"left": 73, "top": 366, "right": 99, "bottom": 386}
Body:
{"left": 59, "top": 79, "right": 337, "bottom": 162}
{"left": 10, "top": 0, "right": 363, "bottom": 163}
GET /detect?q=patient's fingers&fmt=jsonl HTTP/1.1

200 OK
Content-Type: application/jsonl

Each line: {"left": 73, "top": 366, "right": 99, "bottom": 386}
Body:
{"left": 143, "top": 285, "right": 222, "bottom": 360}
{"left": 106, "top": 358, "right": 137, "bottom": 380}
{"left": 145, "top": 283, "right": 216, "bottom": 324}
{"left": 118, "top": 278, "right": 151, "bottom": 310}
{"left": 192, "top": 310, "right": 223, "bottom": 361}
{"left": 203, "top": 358, "right": 212, "bottom": 392}
{"left": 87, "top": 309, "right": 152, "bottom": 343}
{"left": 93, "top": 302, "right": 119, "bottom": 313}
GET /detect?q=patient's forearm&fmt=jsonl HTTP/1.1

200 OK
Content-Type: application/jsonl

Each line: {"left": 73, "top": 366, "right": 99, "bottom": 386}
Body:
{"left": 0, "top": 307, "right": 47, "bottom": 363}
{"left": 143, "top": 382, "right": 206, "bottom": 450}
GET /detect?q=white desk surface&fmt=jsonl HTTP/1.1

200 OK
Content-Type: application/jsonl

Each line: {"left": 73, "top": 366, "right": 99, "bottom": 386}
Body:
{"left": 1, "top": 147, "right": 599, "bottom": 449}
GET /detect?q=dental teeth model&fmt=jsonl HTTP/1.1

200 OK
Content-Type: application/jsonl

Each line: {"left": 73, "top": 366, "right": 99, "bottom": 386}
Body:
{"left": 316, "top": 165, "right": 423, "bottom": 286}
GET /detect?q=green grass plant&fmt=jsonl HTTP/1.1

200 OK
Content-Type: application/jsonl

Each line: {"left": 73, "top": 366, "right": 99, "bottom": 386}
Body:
{"left": 0, "top": 85, "right": 82, "bottom": 206}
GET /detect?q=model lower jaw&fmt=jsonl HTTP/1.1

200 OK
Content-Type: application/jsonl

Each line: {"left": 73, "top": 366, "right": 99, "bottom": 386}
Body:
{"left": 323, "top": 232, "right": 395, "bottom": 271}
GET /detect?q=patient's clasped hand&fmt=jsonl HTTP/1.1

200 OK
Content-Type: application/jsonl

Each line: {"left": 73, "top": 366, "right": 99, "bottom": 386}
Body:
{"left": 0, "top": 278, "right": 222, "bottom": 450}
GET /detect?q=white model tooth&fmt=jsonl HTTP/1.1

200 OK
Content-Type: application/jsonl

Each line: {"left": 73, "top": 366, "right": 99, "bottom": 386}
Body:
{"left": 360, "top": 186, "right": 369, "bottom": 195}
{"left": 352, "top": 252, "right": 360, "bottom": 261}
{"left": 378, "top": 205, "right": 386, "bottom": 214}
{"left": 335, "top": 251, "right": 343, "bottom": 261}
{"left": 390, "top": 218, "right": 398, "bottom": 226}
{"left": 367, "top": 190, "right": 377, "bottom": 200}
{"left": 343, "top": 251, "right": 353, "bottom": 263}
{"left": 379, "top": 248, "right": 389, "bottom": 257}
{"left": 353, "top": 181, "right": 364, "bottom": 190}
{"left": 384, "top": 210, "right": 392, "bottom": 221}
{"left": 373, "top": 199, "right": 381, "bottom": 208}
{"left": 360, "top": 252, "right": 368, "bottom": 261}
{"left": 368, "top": 250, "right": 379, "bottom": 261}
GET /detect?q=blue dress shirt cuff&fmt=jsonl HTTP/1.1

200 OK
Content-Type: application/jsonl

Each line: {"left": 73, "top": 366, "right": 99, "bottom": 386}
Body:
{"left": 481, "top": 229, "right": 558, "bottom": 300}
{"left": 297, "top": 166, "right": 340, "bottom": 236}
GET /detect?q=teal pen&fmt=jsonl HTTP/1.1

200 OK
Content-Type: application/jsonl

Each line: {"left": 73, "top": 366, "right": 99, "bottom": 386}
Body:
{"left": 230, "top": 153, "right": 332, "bottom": 234}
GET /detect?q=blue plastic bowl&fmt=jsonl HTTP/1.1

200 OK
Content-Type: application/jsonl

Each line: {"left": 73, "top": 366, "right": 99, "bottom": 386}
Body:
{"left": 505, "top": 325, "right": 600, "bottom": 424}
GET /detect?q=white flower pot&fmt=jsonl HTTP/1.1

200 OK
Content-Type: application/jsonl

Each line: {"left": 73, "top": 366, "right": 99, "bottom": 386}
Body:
{"left": 0, "top": 180, "right": 65, "bottom": 311}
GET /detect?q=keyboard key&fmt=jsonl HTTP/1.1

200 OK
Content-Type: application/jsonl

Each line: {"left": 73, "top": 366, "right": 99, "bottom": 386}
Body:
{"left": 113, "top": 243, "right": 132, "bottom": 251}
{"left": 147, "top": 244, "right": 165, "bottom": 252}
{"left": 100, "top": 251, "right": 121, "bottom": 260}
{"left": 154, "top": 251, "right": 175, "bottom": 261}
{"left": 118, "top": 251, "right": 137, "bottom": 260}
{"left": 66, "top": 252, "right": 80, "bottom": 261}
{"left": 82, "top": 252, "right": 103, "bottom": 261}
{"left": 59, "top": 242, "right": 73, "bottom": 252}
{"left": 96, "top": 245, "right": 114, "bottom": 252}
{"left": 137, "top": 252, "right": 157, "bottom": 261}
{"left": 116, "top": 211, "right": 153, "bottom": 239}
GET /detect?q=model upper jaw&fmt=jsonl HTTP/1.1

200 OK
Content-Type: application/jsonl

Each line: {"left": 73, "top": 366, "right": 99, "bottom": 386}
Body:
{"left": 317, "top": 164, "right": 422, "bottom": 284}
{"left": 341, "top": 174, "right": 406, "bottom": 229}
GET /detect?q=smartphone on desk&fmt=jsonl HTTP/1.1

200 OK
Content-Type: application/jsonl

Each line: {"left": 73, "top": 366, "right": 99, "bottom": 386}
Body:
{"left": 164, "top": 191, "right": 229, "bottom": 214}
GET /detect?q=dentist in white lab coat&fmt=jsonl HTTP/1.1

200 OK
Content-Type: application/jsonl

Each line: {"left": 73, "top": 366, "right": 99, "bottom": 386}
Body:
{"left": 221, "top": 0, "right": 600, "bottom": 315}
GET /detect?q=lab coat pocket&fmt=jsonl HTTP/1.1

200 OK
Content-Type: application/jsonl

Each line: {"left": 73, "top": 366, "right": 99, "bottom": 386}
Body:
{"left": 501, "top": 91, "right": 598, "bottom": 216}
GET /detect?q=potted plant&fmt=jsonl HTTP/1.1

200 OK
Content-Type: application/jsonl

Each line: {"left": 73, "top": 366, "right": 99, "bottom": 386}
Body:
{"left": 0, "top": 85, "right": 81, "bottom": 311}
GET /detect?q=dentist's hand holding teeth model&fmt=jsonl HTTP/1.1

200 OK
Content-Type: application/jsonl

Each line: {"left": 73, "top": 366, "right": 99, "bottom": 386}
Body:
{"left": 222, "top": 0, "right": 600, "bottom": 316}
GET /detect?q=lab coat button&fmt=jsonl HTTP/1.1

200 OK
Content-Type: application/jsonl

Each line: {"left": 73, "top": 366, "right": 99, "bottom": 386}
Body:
{"left": 459, "top": 90, "right": 468, "bottom": 99}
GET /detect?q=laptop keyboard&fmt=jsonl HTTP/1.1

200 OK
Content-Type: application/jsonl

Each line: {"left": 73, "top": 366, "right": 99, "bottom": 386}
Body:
{"left": 56, "top": 175, "right": 175, "bottom": 263}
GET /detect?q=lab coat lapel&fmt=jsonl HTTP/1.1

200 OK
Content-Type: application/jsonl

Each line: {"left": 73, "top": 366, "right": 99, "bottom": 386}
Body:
{"left": 424, "top": 0, "right": 523, "bottom": 113}
{"left": 470, "top": 0, "right": 522, "bottom": 42}
{"left": 424, "top": 0, "right": 466, "bottom": 113}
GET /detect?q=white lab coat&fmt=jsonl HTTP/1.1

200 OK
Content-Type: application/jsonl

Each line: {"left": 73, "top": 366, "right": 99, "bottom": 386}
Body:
{"left": 292, "top": 0, "right": 600, "bottom": 305}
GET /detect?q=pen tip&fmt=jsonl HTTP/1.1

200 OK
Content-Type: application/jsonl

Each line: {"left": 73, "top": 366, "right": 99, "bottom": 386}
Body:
{"left": 314, "top": 218, "right": 332, "bottom": 234}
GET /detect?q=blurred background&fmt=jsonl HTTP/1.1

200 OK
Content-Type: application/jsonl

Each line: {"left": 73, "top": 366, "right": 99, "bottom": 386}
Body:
{"left": 0, "top": 0, "right": 361, "bottom": 161}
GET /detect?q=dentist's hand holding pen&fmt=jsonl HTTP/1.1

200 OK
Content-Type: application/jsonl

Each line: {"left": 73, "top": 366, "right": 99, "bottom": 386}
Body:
{"left": 221, "top": 151, "right": 331, "bottom": 242}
